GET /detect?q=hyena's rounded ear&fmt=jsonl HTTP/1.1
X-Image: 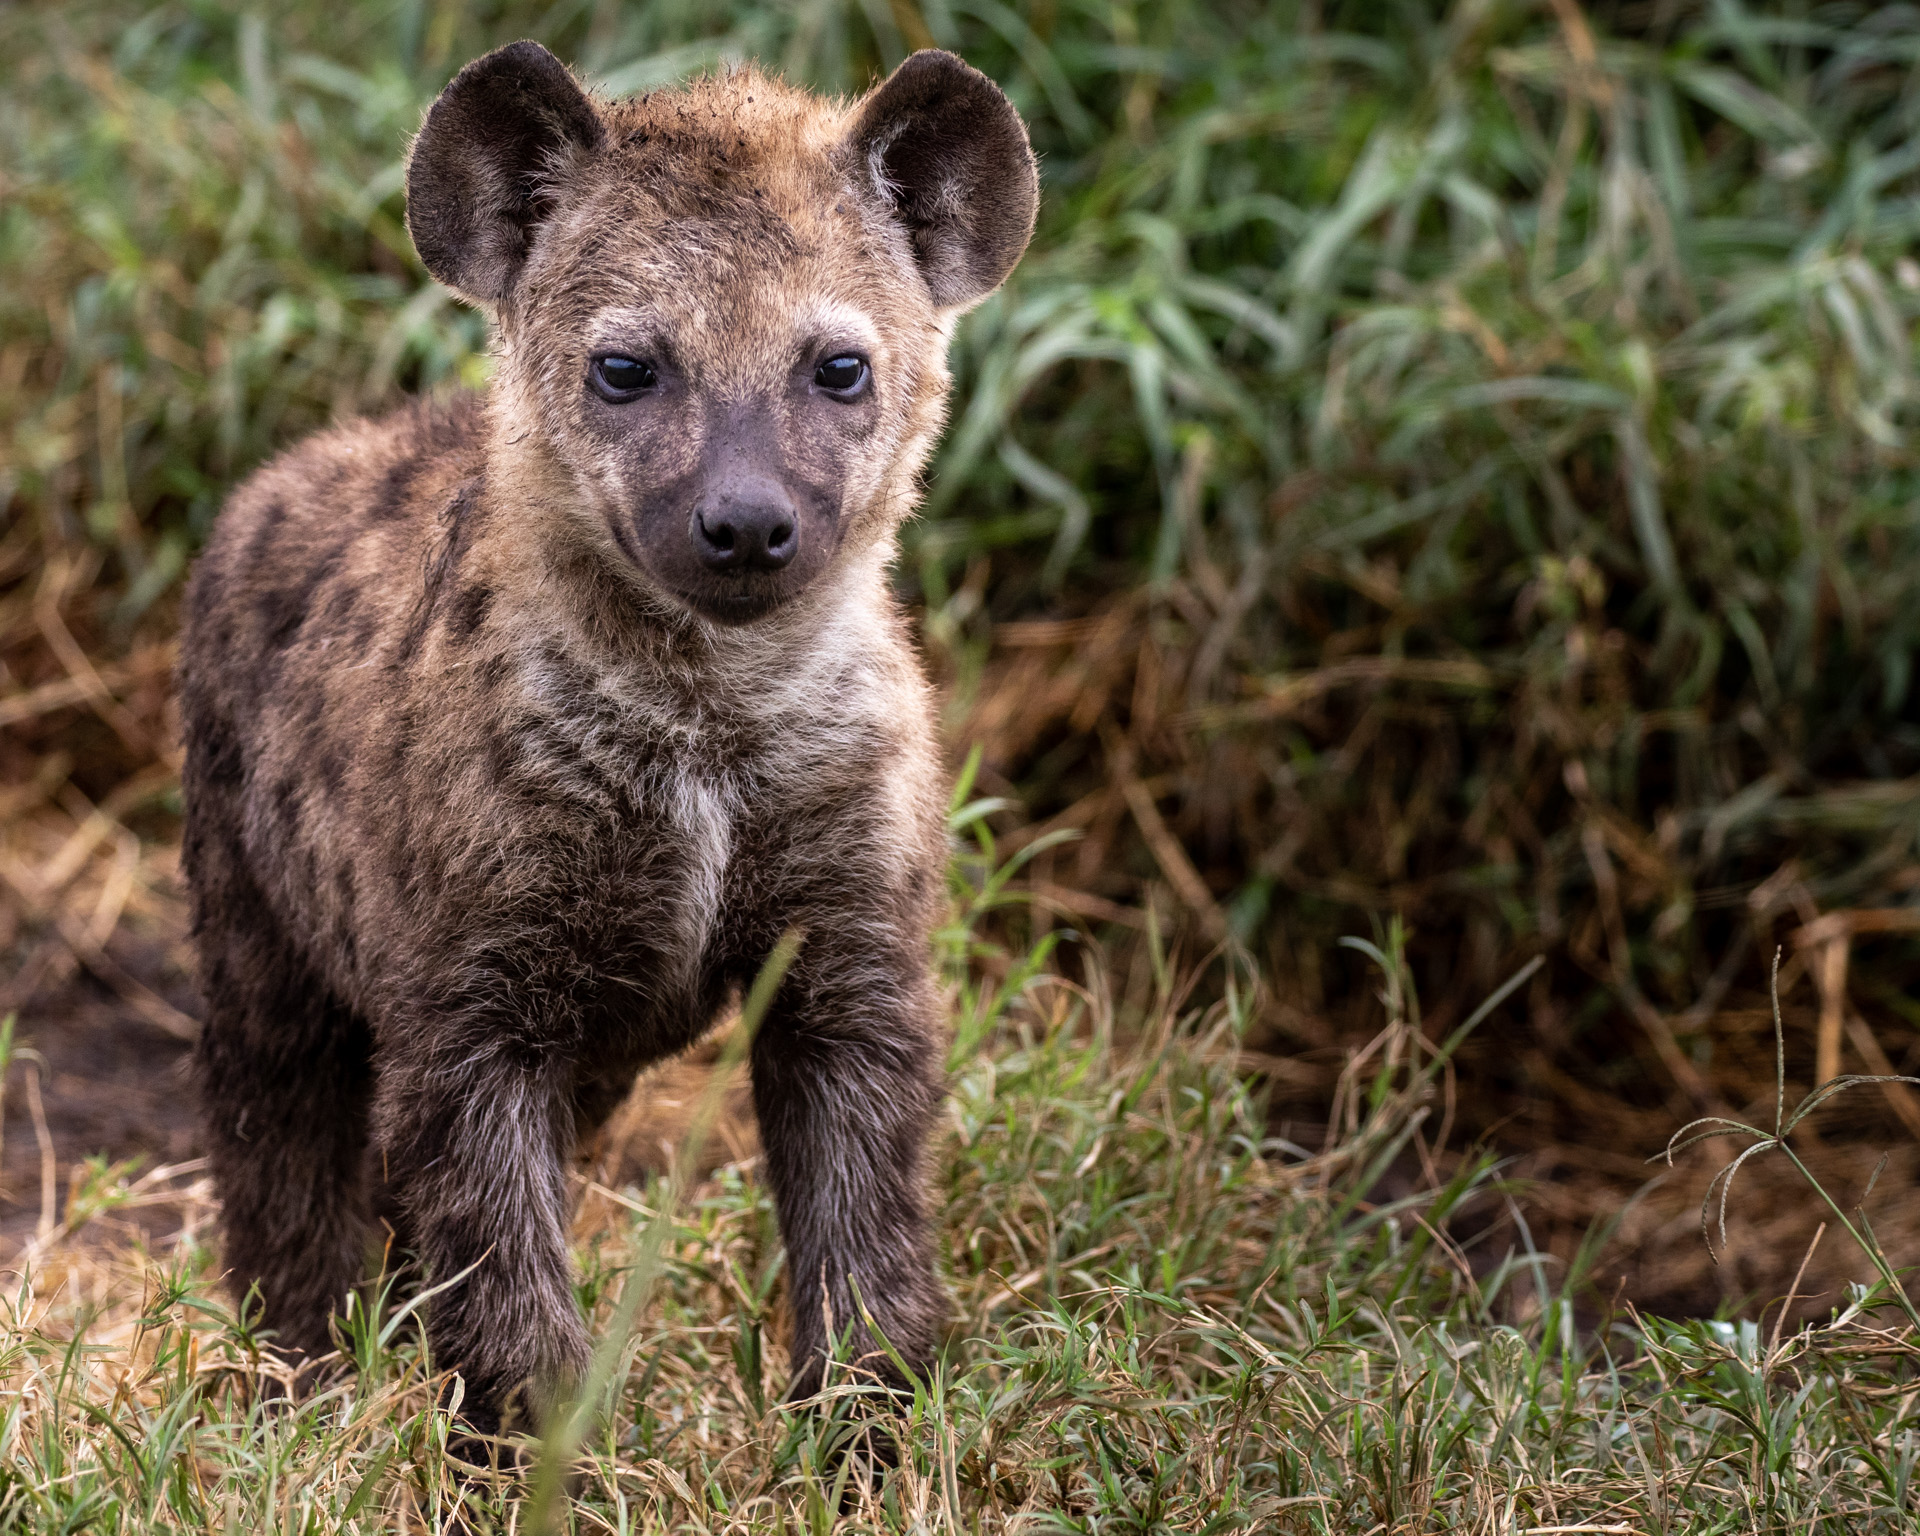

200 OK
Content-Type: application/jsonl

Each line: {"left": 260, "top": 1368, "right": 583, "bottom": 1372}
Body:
{"left": 848, "top": 51, "right": 1038, "bottom": 311}
{"left": 407, "top": 41, "right": 604, "bottom": 307}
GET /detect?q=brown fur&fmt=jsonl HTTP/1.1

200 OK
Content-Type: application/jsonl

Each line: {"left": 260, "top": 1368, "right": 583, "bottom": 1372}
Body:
{"left": 178, "top": 43, "right": 1036, "bottom": 1433}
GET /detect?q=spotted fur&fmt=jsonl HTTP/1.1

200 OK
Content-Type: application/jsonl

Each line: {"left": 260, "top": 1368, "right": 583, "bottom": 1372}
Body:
{"left": 179, "top": 42, "right": 1037, "bottom": 1433}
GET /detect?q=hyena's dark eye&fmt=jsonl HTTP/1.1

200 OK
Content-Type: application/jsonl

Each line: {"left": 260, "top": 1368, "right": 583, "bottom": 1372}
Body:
{"left": 589, "top": 355, "right": 658, "bottom": 400}
{"left": 813, "top": 354, "right": 870, "bottom": 398}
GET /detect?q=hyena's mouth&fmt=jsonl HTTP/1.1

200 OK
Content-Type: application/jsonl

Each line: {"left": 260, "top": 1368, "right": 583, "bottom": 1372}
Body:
{"left": 681, "top": 580, "right": 790, "bottom": 626}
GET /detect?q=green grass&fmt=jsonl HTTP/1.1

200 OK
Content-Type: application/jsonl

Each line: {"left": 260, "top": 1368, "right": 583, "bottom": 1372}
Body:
{"left": 2, "top": 803, "right": 1917, "bottom": 1532}
{"left": 6, "top": 1, "right": 1920, "bottom": 1529}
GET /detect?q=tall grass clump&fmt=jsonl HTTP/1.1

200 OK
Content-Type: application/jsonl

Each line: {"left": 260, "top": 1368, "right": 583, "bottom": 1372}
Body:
{"left": 2, "top": 803, "right": 1917, "bottom": 1532}
{"left": 930, "top": 0, "right": 1920, "bottom": 1142}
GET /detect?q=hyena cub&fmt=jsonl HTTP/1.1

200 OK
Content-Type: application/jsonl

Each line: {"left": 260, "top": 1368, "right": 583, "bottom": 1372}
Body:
{"left": 178, "top": 42, "right": 1036, "bottom": 1434}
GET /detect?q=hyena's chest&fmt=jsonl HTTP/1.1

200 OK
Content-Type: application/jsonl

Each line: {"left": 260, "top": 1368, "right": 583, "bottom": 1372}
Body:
{"left": 365, "top": 646, "right": 891, "bottom": 1031}
{"left": 477, "top": 675, "right": 824, "bottom": 974}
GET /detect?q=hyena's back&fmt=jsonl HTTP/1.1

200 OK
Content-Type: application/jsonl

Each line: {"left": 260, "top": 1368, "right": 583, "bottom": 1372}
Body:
{"left": 181, "top": 396, "right": 484, "bottom": 983}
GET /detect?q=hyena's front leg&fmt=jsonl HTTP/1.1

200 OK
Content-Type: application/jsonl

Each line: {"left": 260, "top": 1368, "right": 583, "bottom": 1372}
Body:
{"left": 373, "top": 1034, "right": 590, "bottom": 1435}
{"left": 751, "top": 949, "right": 944, "bottom": 1400}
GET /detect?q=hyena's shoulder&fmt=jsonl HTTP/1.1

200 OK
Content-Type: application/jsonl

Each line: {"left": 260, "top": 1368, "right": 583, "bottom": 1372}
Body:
{"left": 184, "top": 391, "right": 486, "bottom": 680}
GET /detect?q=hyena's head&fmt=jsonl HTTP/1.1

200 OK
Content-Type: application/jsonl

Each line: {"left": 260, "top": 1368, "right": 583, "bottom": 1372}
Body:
{"left": 406, "top": 42, "right": 1036, "bottom": 626}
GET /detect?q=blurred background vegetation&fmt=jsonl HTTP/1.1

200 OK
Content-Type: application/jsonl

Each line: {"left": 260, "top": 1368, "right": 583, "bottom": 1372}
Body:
{"left": 4, "top": 0, "right": 1920, "bottom": 1311}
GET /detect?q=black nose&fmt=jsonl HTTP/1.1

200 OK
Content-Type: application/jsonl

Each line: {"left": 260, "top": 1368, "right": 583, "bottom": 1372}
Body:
{"left": 691, "top": 496, "right": 798, "bottom": 573}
